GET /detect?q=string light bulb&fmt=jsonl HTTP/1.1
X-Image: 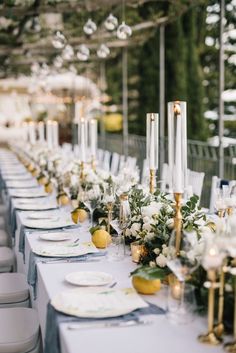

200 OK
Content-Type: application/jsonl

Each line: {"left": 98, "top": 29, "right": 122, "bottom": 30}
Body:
{"left": 104, "top": 14, "right": 118, "bottom": 31}
{"left": 117, "top": 21, "right": 132, "bottom": 40}
{"left": 83, "top": 19, "right": 97, "bottom": 35}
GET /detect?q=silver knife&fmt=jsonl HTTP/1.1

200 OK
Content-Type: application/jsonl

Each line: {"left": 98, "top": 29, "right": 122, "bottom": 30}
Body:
{"left": 41, "top": 258, "right": 101, "bottom": 264}
{"left": 67, "top": 319, "right": 152, "bottom": 330}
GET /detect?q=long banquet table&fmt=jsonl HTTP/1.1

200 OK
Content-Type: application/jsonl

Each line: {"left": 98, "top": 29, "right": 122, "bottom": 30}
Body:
{"left": 0, "top": 151, "right": 225, "bottom": 353}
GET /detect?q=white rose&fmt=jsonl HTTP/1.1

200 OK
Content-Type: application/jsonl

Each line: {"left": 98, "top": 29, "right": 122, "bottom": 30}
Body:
{"left": 141, "top": 202, "right": 162, "bottom": 218}
{"left": 144, "top": 232, "right": 155, "bottom": 241}
{"left": 156, "top": 253, "right": 167, "bottom": 268}
{"left": 130, "top": 223, "right": 141, "bottom": 236}
{"left": 165, "top": 205, "right": 173, "bottom": 215}
{"left": 143, "top": 222, "right": 152, "bottom": 232}
{"left": 162, "top": 246, "right": 169, "bottom": 257}
{"left": 153, "top": 248, "right": 160, "bottom": 255}
{"left": 149, "top": 261, "right": 156, "bottom": 268}
{"left": 125, "top": 228, "right": 132, "bottom": 237}
{"left": 166, "top": 218, "right": 174, "bottom": 229}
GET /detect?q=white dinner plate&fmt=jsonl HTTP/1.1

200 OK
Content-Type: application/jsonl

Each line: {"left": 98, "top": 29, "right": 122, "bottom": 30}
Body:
{"left": 10, "top": 189, "right": 47, "bottom": 198}
{"left": 14, "top": 202, "right": 57, "bottom": 211}
{"left": 2, "top": 174, "right": 32, "bottom": 181}
{"left": 6, "top": 180, "right": 38, "bottom": 188}
{"left": 27, "top": 211, "right": 58, "bottom": 220}
{"left": 65, "top": 271, "right": 113, "bottom": 287}
{"left": 39, "top": 232, "right": 73, "bottom": 242}
{"left": 23, "top": 218, "right": 75, "bottom": 229}
{"left": 32, "top": 242, "right": 98, "bottom": 257}
{"left": 51, "top": 287, "right": 148, "bottom": 318}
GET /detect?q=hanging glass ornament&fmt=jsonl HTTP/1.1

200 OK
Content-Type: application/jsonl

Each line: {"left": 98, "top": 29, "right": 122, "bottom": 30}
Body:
{"left": 52, "top": 31, "right": 67, "bottom": 49}
{"left": 25, "top": 15, "right": 41, "bottom": 33}
{"left": 83, "top": 18, "right": 97, "bottom": 35}
{"left": 97, "top": 44, "right": 110, "bottom": 59}
{"left": 76, "top": 45, "right": 90, "bottom": 61}
{"left": 62, "top": 45, "right": 74, "bottom": 61}
{"left": 104, "top": 14, "right": 118, "bottom": 31}
{"left": 117, "top": 21, "right": 132, "bottom": 40}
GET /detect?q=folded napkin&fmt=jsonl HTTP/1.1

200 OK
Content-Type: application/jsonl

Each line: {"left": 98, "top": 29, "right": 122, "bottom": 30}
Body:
{"left": 44, "top": 301, "right": 165, "bottom": 353}
{"left": 27, "top": 250, "right": 105, "bottom": 299}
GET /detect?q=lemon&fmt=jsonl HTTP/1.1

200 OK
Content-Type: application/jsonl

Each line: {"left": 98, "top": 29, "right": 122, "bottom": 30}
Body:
{"left": 57, "top": 193, "right": 70, "bottom": 206}
{"left": 132, "top": 276, "right": 161, "bottom": 295}
{"left": 71, "top": 208, "right": 88, "bottom": 224}
{"left": 37, "top": 176, "right": 48, "bottom": 185}
{"left": 92, "top": 229, "right": 112, "bottom": 249}
{"left": 27, "top": 163, "right": 35, "bottom": 172}
{"left": 44, "top": 182, "right": 53, "bottom": 194}
{"left": 31, "top": 168, "right": 38, "bottom": 177}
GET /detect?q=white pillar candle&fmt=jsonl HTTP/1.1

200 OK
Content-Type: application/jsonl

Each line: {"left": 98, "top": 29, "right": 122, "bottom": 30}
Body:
{"left": 80, "top": 119, "right": 86, "bottom": 163}
{"left": 52, "top": 121, "right": 59, "bottom": 148}
{"left": 174, "top": 104, "right": 183, "bottom": 193}
{"left": 46, "top": 121, "right": 53, "bottom": 150}
{"left": 38, "top": 122, "right": 45, "bottom": 143}
{"left": 146, "top": 113, "right": 159, "bottom": 170}
{"left": 29, "top": 122, "right": 36, "bottom": 145}
{"left": 89, "top": 119, "right": 97, "bottom": 158}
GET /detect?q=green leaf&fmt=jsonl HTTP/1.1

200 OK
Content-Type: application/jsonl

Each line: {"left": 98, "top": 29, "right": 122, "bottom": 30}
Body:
{"left": 130, "top": 265, "right": 170, "bottom": 280}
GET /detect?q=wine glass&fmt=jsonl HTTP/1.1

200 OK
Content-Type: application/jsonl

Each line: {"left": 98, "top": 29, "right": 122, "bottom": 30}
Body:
{"left": 214, "top": 188, "right": 226, "bottom": 218}
{"left": 166, "top": 230, "right": 200, "bottom": 324}
{"left": 83, "top": 184, "right": 101, "bottom": 226}
{"left": 103, "top": 182, "right": 116, "bottom": 233}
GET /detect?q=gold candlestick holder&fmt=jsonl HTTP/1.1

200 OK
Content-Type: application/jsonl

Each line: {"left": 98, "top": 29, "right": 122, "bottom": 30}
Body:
{"left": 107, "top": 202, "right": 113, "bottom": 234}
{"left": 214, "top": 260, "right": 227, "bottom": 337}
{"left": 174, "top": 192, "right": 182, "bottom": 256}
{"left": 198, "top": 270, "right": 222, "bottom": 345}
{"left": 227, "top": 207, "right": 233, "bottom": 216}
{"left": 149, "top": 169, "right": 155, "bottom": 194}
{"left": 91, "top": 157, "right": 96, "bottom": 171}
{"left": 218, "top": 209, "right": 225, "bottom": 218}
{"left": 80, "top": 162, "right": 85, "bottom": 181}
{"left": 224, "top": 271, "right": 236, "bottom": 352}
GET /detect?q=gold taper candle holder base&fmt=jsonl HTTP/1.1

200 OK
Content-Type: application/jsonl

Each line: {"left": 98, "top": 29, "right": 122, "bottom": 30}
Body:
{"left": 149, "top": 169, "right": 155, "bottom": 194}
{"left": 227, "top": 207, "right": 233, "bottom": 216}
{"left": 224, "top": 341, "right": 236, "bottom": 352}
{"left": 80, "top": 162, "right": 85, "bottom": 181}
{"left": 107, "top": 203, "right": 113, "bottom": 234}
{"left": 214, "top": 322, "right": 224, "bottom": 338}
{"left": 198, "top": 332, "right": 222, "bottom": 345}
{"left": 91, "top": 157, "right": 96, "bottom": 171}
{"left": 218, "top": 209, "right": 225, "bottom": 218}
{"left": 174, "top": 192, "right": 182, "bottom": 256}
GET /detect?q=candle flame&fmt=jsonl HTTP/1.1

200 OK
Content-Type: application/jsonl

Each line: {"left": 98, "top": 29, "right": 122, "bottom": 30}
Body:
{"left": 209, "top": 248, "right": 216, "bottom": 256}
{"left": 174, "top": 102, "right": 181, "bottom": 116}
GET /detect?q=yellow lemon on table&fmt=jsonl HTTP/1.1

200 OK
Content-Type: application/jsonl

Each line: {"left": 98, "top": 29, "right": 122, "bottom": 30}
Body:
{"left": 31, "top": 168, "right": 38, "bottom": 177}
{"left": 92, "top": 229, "right": 111, "bottom": 249}
{"left": 27, "top": 163, "right": 35, "bottom": 172}
{"left": 44, "top": 182, "right": 53, "bottom": 194}
{"left": 57, "top": 193, "right": 70, "bottom": 206}
{"left": 71, "top": 208, "right": 88, "bottom": 224}
{"left": 132, "top": 276, "right": 161, "bottom": 295}
{"left": 37, "top": 175, "right": 48, "bottom": 186}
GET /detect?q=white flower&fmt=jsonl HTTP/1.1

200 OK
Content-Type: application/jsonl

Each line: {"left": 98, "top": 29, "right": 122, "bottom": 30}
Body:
{"left": 162, "top": 246, "right": 169, "bottom": 257}
{"left": 166, "top": 218, "right": 174, "bottom": 229}
{"left": 143, "top": 222, "right": 152, "bottom": 232}
{"left": 125, "top": 228, "right": 132, "bottom": 237}
{"left": 149, "top": 261, "right": 156, "bottom": 268}
{"left": 141, "top": 202, "right": 163, "bottom": 218}
{"left": 165, "top": 205, "right": 173, "bottom": 215}
{"left": 153, "top": 248, "right": 160, "bottom": 255}
{"left": 130, "top": 223, "right": 141, "bottom": 236}
{"left": 156, "top": 253, "right": 167, "bottom": 268}
{"left": 144, "top": 232, "right": 155, "bottom": 241}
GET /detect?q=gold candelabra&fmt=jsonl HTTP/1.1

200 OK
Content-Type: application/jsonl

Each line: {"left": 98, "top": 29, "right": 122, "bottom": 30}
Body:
{"left": 107, "top": 202, "right": 113, "bottom": 234}
{"left": 91, "top": 157, "right": 96, "bottom": 171}
{"left": 214, "top": 260, "right": 227, "bottom": 338}
{"left": 80, "top": 161, "right": 85, "bottom": 181}
{"left": 198, "top": 269, "right": 222, "bottom": 345}
{"left": 224, "top": 268, "right": 236, "bottom": 352}
{"left": 149, "top": 169, "right": 155, "bottom": 194}
{"left": 174, "top": 192, "right": 182, "bottom": 256}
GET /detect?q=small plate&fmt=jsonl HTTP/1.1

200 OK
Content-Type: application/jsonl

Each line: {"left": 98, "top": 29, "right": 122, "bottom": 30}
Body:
{"left": 32, "top": 242, "right": 98, "bottom": 257}
{"left": 65, "top": 271, "right": 113, "bottom": 286}
{"left": 51, "top": 287, "right": 148, "bottom": 318}
{"left": 39, "top": 232, "right": 72, "bottom": 242}
{"left": 27, "top": 212, "right": 58, "bottom": 220}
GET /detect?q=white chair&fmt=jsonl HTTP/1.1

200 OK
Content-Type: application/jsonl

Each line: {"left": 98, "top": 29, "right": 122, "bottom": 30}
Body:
{"left": 0, "top": 308, "right": 40, "bottom": 353}
{"left": 119, "top": 155, "right": 126, "bottom": 171}
{"left": 0, "top": 229, "right": 9, "bottom": 247}
{"left": 0, "top": 273, "right": 29, "bottom": 308}
{"left": 0, "top": 247, "right": 15, "bottom": 272}
{"left": 110, "top": 152, "right": 120, "bottom": 175}
{"left": 103, "top": 151, "right": 111, "bottom": 172}
{"left": 73, "top": 145, "right": 80, "bottom": 158}
{"left": 187, "top": 169, "right": 205, "bottom": 199}
{"left": 97, "top": 149, "right": 104, "bottom": 165}
{"left": 126, "top": 156, "right": 137, "bottom": 169}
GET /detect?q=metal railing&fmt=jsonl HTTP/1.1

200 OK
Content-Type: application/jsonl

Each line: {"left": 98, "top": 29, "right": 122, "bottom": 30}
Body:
{"left": 98, "top": 133, "right": 236, "bottom": 207}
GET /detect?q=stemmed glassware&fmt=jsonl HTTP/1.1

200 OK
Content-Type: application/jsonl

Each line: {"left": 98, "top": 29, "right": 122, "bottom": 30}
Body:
{"left": 166, "top": 230, "right": 200, "bottom": 324}
{"left": 83, "top": 184, "right": 101, "bottom": 226}
{"left": 103, "top": 182, "right": 116, "bottom": 233}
